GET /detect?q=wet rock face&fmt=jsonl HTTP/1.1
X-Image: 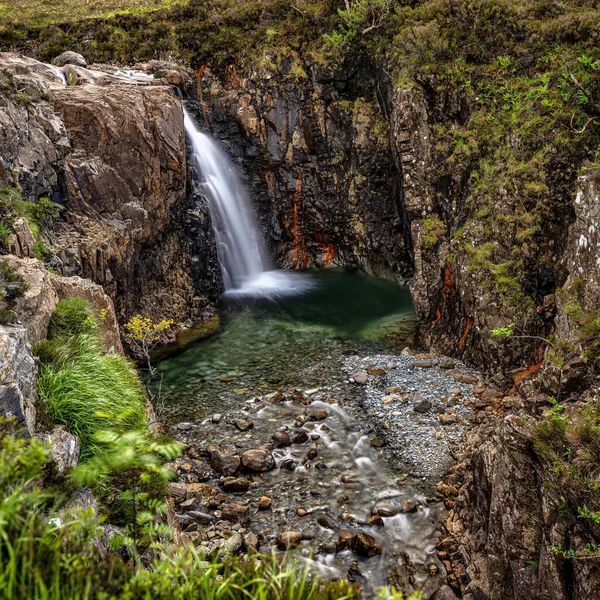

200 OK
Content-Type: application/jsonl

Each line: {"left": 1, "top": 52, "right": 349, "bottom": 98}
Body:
{"left": 0, "top": 52, "right": 220, "bottom": 336}
{"left": 193, "top": 64, "right": 412, "bottom": 281}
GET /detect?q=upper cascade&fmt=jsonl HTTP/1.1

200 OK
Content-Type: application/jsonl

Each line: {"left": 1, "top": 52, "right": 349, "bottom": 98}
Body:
{"left": 183, "top": 106, "right": 312, "bottom": 297}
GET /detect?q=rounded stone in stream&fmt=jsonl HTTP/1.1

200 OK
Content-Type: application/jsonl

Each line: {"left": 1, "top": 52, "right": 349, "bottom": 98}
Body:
{"left": 279, "top": 458, "right": 296, "bottom": 471}
{"left": 258, "top": 496, "right": 272, "bottom": 510}
{"left": 316, "top": 514, "right": 336, "bottom": 530}
{"left": 290, "top": 430, "right": 309, "bottom": 444}
{"left": 221, "top": 477, "right": 250, "bottom": 493}
{"left": 304, "top": 448, "right": 318, "bottom": 462}
{"left": 221, "top": 502, "right": 249, "bottom": 523}
{"left": 234, "top": 419, "right": 254, "bottom": 432}
{"left": 177, "top": 422, "right": 193, "bottom": 431}
{"left": 241, "top": 449, "right": 275, "bottom": 472}
{"left": 307, "top": 408, "right": 330, "bottom": 422}
{"left": 402, "top": 500, "right": 418, "bottom": 513}
{"left": 372, "top": 501, "right": 399, "bottom": 517}
{"left": 210, "top": 451, "right": 241, "bottom": 477}
{"left": 277, "top": 531, "right": 302, "bottom": 549}
{"left": 351, "top": 532, "right": 382, "bottom": 557}
{"left": 272, "top": 431, "right": 291, "bottom": 448}
{"left": 336, "top": 530, "right": 353, "bottom": 551}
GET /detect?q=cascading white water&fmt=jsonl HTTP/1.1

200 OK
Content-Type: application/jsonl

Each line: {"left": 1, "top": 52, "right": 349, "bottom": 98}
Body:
{"left": 183, "top": 107, "right": 312, "bottom": 297}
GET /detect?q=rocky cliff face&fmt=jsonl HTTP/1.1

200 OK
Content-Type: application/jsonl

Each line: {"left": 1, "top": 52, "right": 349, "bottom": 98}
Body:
{"left": 0, "top": 53, "right": 220, "bottom": 336}
{"left": 193, "top": 62, "right": 412, "bottom": 281}
{"left": 439, "top": 408, "right": 600, "bottom": 600}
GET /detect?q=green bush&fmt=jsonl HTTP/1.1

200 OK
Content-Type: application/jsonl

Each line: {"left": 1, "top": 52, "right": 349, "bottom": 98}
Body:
{"left": 37, "top": 333, "right": 147, "bottom": 460}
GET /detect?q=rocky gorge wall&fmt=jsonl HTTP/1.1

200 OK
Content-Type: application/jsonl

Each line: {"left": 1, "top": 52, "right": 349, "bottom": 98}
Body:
{"left": 192, "top": 61, "right": 413, "bottom": 281}
{"left": 0, "top": 53, "right": 220, "bottom": 341}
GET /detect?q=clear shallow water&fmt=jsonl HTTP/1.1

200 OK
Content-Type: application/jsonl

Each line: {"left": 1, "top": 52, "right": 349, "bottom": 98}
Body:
{"left": 158, "top": 270, "right": 451, "bottom": 596}
{"left": 156, "top": 269, "right": 417, "bottom": 420}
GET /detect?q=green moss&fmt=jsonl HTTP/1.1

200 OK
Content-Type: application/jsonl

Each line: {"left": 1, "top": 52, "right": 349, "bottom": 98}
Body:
{"left": 421, "top": 215, "right": 446, "bottom": 251}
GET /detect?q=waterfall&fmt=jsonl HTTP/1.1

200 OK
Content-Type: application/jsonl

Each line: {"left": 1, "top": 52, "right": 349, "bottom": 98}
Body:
{"left": 183, "top": 107, "right": 312, "bottom": 297}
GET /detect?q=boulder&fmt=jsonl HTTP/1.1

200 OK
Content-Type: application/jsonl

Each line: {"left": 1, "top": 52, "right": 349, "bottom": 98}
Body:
{"left": 0, "top": 323, "right": 37, "bottom": 434}
{"left": 45, "top": 426, "right": 80, "bottom": 474}
{"left": 52, "top": 51, "right": 87, "bottom": 68}
{"left": 241, "top": 449, "right": 275, "bottom": 472}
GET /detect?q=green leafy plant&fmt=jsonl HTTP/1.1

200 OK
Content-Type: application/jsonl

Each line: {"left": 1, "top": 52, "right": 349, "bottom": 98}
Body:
{"left": 74, "top": 430, "right": 182, "bottom": 559}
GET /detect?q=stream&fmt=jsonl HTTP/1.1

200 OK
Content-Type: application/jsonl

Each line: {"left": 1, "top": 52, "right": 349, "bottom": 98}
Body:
{"left": 155, "top": 270, "right": 478, "bottom": 597}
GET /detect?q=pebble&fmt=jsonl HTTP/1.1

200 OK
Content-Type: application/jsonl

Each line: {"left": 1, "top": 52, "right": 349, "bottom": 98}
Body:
{"left": 352, "top": 371, "right": 368, "bottom": 385}
{"left": 258, "top": 496, "right": 272, "bottom": 510}
{"left": 177, "top": 422, "right": 193, "bottom": 431}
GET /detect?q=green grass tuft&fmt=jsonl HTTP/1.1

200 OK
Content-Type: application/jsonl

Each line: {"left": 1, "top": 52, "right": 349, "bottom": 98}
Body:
{"left": 47, "top": 297, "right": 95, "bottom": 339}
{"left": 37, "top": 333, "right": 146, "bottom": 460}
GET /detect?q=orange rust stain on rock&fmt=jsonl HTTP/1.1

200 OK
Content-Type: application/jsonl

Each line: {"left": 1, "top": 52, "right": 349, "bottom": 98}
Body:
{"left": 458, "top": 317, "right": 473, "bottom": 351}
{"left": 513, "top": 361, "right": 543, "bottom": 387}
{"left": 323, "top": 243, "right": 335, "bottom": 266}
{"left": 442, "top": 264, "right": 455, "bottom": 299}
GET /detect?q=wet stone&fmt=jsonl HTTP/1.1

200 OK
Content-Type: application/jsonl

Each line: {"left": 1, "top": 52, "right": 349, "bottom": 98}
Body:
{"left": 337, "top": 530, "right": 353, "bottom": 551}
{"left": 402, "top": 501, "right": 418, "bottom": 514}
{"left": 221, "top": 502, "right": 249, "bottom": 523}
{"left": 290, "top": 430, "right": 309, "bottom": 444}
{"left": 279, "top": 458, "right": 297, "bottom": 471}
{"left": 351, "top": 532, "right": 382, "bottom": 557}
{"left": 272, "top": 430, "right": 291, "bottom": 448}
{"left": 234, "top": 419, "right": 254, "bottom": 432}
{"left": 369, "top": 515, "right": 384, "bottom": 527}
{"left": 187, "top": 510, "right": 215, "bottom": 525}
{"left": 372, "top": 501, "right": 399, "bottom": 517}
{"left": 277, "top": 531, "right": 302, "bottom": 549}
{"left": 307, "top": 408, "right": 330, "bottom": 422}
{"left": 241, "top": 449, "right": 275, "bottom": 472}
{"left": 316, "top": 514, "right": 336, "bottom": 530}
{"left": 221, "top": 476, "right": 250, "bottom": 493}
{"left": 210, "top": 451, "right": 241, "bottom": 477}
{"left": 177, "top": 422, "right": 193, "bottom": 431}
{"left": 258, "top": 496, "right": 272, "bottom": 510}
{"left": 243, "top": 531, "right": 260, "bottom": 552}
